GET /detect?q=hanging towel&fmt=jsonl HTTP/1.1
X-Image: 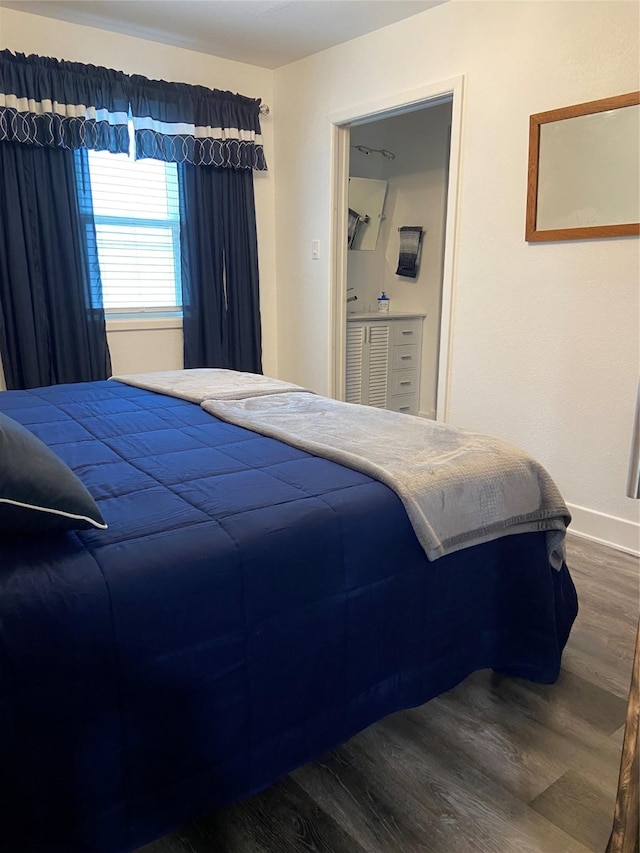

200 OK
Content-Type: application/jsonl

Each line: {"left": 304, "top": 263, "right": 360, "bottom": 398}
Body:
{"left": 396, "top": 226, "right": 424, "bottom": 278}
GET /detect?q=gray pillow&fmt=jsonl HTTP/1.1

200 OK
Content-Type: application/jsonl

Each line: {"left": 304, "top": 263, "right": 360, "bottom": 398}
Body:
{"left": 0, "top": 412, "right": 107, "bottom": 535}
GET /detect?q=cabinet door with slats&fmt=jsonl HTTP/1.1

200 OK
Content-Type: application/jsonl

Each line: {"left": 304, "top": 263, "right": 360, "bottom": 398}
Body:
{"left": 345, "top": 323, "right": 366, "bottom": 404}
{"left": 367, "top": 324, "right": 390, "bottom": 408}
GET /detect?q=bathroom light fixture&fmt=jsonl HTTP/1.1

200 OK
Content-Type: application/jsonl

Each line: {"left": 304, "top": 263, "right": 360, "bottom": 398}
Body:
{"left": 351, "top": 145, "right": 395, "bottom": 160}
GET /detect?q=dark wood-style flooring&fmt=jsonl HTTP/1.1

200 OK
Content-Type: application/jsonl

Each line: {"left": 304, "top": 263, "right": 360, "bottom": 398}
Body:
{"left": 139, "top": 535, "right": 639, "bottom": 853}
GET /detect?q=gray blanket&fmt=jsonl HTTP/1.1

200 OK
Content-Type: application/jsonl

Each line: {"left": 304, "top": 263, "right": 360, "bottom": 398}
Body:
{"left": 202, "top": 392, "right": 570, "bottom": 569}
{"left": 111, "top": 368, "right": 310, "bottom": 403}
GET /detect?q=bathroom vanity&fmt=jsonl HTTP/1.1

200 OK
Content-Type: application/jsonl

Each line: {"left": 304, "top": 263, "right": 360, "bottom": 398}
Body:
{"left": 345, "top": 314, "right": 424, "bottom": 415}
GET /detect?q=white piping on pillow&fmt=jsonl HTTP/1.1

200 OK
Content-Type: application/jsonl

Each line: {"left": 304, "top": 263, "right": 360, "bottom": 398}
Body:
{"left": 0, "top": 497, "right": 108, "bottom": 530}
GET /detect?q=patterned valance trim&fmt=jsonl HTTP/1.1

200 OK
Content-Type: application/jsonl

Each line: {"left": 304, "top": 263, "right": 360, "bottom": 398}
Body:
{"left": 0, "top": 109, "right": 129, "bottom": 152}
{"left": 0, "top": 50, "right": 267, "bottom": 171}
{"left": 0, "top": 93, "right": 129, "bottom": 151}
{"left": 135, "top": 131, "right": 266, "bottom": 169}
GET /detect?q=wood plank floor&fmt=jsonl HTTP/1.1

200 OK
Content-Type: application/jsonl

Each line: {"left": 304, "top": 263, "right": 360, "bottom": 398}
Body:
{"left": 139, "top": 535, "right": 639, "bottom": 853}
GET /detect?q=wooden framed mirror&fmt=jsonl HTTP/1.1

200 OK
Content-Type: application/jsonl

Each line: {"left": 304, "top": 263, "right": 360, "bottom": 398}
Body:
{"left": 526, "top": 91, "right": 640, "bottom": 242}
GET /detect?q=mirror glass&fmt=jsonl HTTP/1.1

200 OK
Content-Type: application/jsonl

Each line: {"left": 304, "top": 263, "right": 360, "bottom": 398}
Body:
{"left": 347, "top": 177, "right": 387, "bottom": 250}
{"left": 537, "top": 105, "right": 639, "bottom": 230}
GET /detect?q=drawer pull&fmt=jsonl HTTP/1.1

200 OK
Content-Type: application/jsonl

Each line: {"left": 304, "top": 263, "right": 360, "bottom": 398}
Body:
{"left": 400, "top": 355, "right": 412, "bottom": 360}
{"left": 401, "top": 330, "right": 413, "bottom": 335}
{"left": 400, "top": 381, "right": 411, "bottom": 386}
{"left": 399, "top": 406, "right": 410, "bottom": 412}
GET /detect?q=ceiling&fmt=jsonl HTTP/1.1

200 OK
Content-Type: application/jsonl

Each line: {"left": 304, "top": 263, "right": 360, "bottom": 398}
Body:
{"left": 0, "top": 1, "right": 447, "bottom": 69}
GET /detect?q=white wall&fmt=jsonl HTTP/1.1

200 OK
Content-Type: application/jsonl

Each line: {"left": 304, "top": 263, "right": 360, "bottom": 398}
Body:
{"left": 0, "top": 6, "right": 277, "bottom": 378}
{"left": 106, "top": 318, "right": 183, "bottom": 376}
{"left": 273, "top": 1, "right": 640, "bottom": 551}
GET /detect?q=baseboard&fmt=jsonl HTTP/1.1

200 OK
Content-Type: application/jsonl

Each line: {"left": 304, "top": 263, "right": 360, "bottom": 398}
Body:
{"left": 566, "top": 503, "right": 640, "bottom": 556}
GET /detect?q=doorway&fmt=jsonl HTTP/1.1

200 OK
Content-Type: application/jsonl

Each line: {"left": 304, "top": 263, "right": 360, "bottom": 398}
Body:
{"left": 328, "top": 77, "right": 463, "bottom": 422}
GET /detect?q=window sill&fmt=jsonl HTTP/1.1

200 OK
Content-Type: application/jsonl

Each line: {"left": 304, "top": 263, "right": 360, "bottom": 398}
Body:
{"left": 106, "top": 315, "right": 183, "bottom": 333}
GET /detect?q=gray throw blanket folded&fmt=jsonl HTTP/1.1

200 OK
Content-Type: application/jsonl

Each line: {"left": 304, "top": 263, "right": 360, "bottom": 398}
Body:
{"left": 202, "top": 392, "right": 570, "bottom": 569}
{"left": 110, "top": 368, "right": 310, "bottom": 403}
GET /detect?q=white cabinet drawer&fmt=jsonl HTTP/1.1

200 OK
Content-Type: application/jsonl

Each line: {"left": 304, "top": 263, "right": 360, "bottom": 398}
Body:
{"left": 390, "top": 369, "right": 418, "bottom": 396}
{"left": 392, "top": 319, "right": 422, "bottom": 345}
{"left": 391, "top": 344, "right": 418, "bottom": 370}
{"left": 387, "top": 394, "right": 417, "bottom": 415}
{"left": 346, "top": 315, "right": 423, "bottom": 417}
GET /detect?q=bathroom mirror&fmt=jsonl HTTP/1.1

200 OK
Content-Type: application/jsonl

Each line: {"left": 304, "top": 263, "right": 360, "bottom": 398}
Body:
{"left": 348, "top": 177, "right": 387, "bottom": 250}
{"left": 526, "top": 91, "right": 640, "bottom": 241}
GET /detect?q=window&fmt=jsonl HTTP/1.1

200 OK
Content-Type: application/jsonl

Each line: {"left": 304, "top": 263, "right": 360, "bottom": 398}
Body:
{"left": 87, "top": 149, "right": 181, "bottom": 314}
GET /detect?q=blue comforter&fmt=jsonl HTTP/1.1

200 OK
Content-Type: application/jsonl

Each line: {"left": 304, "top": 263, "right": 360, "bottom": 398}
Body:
{"left": 0, "top": 381, "right": 578, "bottom": 853}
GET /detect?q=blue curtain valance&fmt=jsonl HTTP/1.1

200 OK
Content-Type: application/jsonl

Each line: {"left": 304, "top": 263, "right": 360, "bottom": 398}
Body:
{"left": 0, "top": 51, "right": 129, "bottom": 153}
{"left": 128, "top": 76, "right": 266, "bottom": 170}
{"left": 0, "top": 51, "right": 267, "bottom": 171}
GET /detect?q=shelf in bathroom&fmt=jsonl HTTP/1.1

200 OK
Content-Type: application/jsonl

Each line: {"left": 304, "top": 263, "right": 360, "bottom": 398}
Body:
{"left": 346, "top": 312, "right": 426, "bottom": 321}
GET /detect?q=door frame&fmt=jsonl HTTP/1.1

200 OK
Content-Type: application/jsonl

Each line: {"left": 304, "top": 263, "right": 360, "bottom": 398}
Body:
{"left": 327, "top": 76, "right": 464, "bottom": 422}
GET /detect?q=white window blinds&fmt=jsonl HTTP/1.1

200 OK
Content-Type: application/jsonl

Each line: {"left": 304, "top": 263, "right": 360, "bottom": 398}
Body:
{"left": 87, "top": 150, "right": 181, "bottom": 313}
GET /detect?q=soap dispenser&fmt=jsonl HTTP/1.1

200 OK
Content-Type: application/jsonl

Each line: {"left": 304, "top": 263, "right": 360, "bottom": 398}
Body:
{"left": 377, "top": 291, "right": 390, "bottom": 313}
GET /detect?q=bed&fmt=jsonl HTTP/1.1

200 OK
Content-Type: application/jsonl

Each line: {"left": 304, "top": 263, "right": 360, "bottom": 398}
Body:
{"left": 0, "top": 376, "right": 578, "bottom": 853}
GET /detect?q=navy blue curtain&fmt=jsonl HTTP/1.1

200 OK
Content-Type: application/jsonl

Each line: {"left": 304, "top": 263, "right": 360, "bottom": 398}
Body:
{"left": 178, "top": 164, "right": 262, "bottom": 373}
{"left": 0, "top": 142, "right": 111, "bottom": 389}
